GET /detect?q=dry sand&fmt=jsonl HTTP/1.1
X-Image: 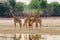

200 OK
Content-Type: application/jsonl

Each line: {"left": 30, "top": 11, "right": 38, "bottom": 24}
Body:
{"left": 0, "top": 17, "right": 60, "bottom": 34}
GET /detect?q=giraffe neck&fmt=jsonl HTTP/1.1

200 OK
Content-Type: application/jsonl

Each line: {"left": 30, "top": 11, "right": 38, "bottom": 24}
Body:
{"left": 29, "top": 11, "right": 33, "bottom": 17}
{"left": 10, "top": 10, "right": 17, "bottom": 19}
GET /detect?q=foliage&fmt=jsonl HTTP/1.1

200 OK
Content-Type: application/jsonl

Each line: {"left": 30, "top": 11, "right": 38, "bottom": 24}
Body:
{"left": 3, "top": 2, "right": 11, "bottom": 17}
{"left": 28, "top": 1, "right": 60, "bottom": 16}
{"left": 29, "top": 0, "right": 48, "bottom": 9}
{"left": 49, "top": 2, "right": 60, "bottom": 16}
{"left": 28, "top": 0, "right": 48, "bottom": 15}
{"left": 40, "top": 0, "right": 48, "bottom": 9}
{"left": 0, "top": 0, "right": 25, "bottom": 17}
{"left": 0, "top": 3, "right": 5, "bottom": 16}
{"left": 15, "top": 2, "right": 25, "bottom": 13}
{"left": 9, "top": 0, "right": 16, "bottom": 8}
{"left": 28, "top": 0, "right": 40, "bottom": 9}
{"left": 0, "top": 2, "right": 11, "bottom": 17}
{"left": 9, "top": 0, "right": 25, "bottom": 16}
{"left": 0, "top": 0, "right": 60, "bottom": 17}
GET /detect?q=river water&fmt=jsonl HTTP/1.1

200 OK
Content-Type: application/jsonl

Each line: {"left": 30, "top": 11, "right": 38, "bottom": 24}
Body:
{"left": 0, "top": 33, "right": 60, "bottom": 40}
{"left": 0, "top": 18, "right": 60, "bottom": 40}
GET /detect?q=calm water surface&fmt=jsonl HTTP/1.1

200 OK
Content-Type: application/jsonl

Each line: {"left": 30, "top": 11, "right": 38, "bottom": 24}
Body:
{"left": 0, "top": 33, "right": 60, "bottom": 40}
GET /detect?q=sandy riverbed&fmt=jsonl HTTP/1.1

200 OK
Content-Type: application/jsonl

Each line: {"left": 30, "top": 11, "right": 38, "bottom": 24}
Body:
{"left": 0, "top": 17, "right": 60, "bottom": 40}
{"left": 0, "top": 17, "right": 60, "bottom": 30}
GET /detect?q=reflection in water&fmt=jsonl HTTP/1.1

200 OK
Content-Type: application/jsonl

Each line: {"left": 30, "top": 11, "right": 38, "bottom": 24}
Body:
{"left": 0, "top": 33, "right": 60, "bottom": 40}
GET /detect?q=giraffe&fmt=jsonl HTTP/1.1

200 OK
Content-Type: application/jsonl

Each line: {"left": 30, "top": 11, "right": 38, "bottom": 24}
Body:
{"left": 10, "top": 10, "right": 22, "bottom": 40}
{"left": 29, "top": 14, "right": 39, "bottom": 28}
{"left": 37, "top": 13, "right": 42, "bottom": 29}
{"left": 29, "top": 34, "right": 32, "bottom": 40}
{"left": 29, "top": 12, "right": 42, "bottom": 29}
{"left": 23, "top": 10, "right": 33, "bottom": 29}
{"left": 10, "top": 10, "right": 22, "bottom": 30}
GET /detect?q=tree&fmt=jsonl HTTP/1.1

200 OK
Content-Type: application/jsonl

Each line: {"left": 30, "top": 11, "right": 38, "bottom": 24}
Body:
{"left": 49, "top": 2, "right": 60, "bottom": 16}
{"left": 29, "top": 0, "right": 48, "bottom": 9}
{"left": 28, "top": 0, "right": 40, "bottom": 9}
{"left": 0, "top": 3, "right": 5, "bottom": 16}
{"left": 9, "top": 0, "right": 16, "bottom": 8}
{"left": 3, "top": 2, "right": 12, "bottom": 17}
{"left": 0, "top": 2, "right": 10, "bottom": 17}
{"left": 9, "top": 0, "right": 16, "bottom": 13}
{"left": 9, "top": 0, "right": 25, "bottom": 16}
{"left": 15, "top": 2, "right": 25, "bottom": 13}
{"left": 28, "top": 0, "right": 48, "bottom": 15}
{"left": 40, "top": 0, "right": 48, "bottom": 9}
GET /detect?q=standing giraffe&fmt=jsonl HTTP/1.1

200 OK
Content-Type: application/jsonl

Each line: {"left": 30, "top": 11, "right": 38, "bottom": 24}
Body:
{"left": 10, "top": 10, "right": 22, "bottom": 40}
{"left": 29, "top": 12, "right": 42, "bottom": 29}
{"left": 23, "top": 10, "right": 33, "bottom": 29}
{"left": 10, "top": 10, "right": 22, "bottom": 30}
{"left": 29, "top": 15, "right": 39, "bottom": 28}
{"left": 37, "top": 13, "right": 42, "bottom": 29}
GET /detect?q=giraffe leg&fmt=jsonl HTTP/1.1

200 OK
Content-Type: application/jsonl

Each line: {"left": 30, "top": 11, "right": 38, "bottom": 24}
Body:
{"left": 29, "top": 20, "right": 33, "bottom": 29}
{"left": 28, "top": 21, "right": 31, "bottom": 29}
{"left": 14, "top": 34, "right": 16, "bottom": 40}
{"left": 14, "top": 20, "right": 16, "bottom": 29}
{"left": 39, "top": 19, "right": 42, "bottom": 29}
{"left": 25, "top": 22, "right": 27, "bottom": 29}
{"left": 19, "top": 21, "right": 22, "bottom": 30}
{"left": 36, "top": 21, "right": 38, "bottom": 29}
{"left": 14, "top": 20, "right": 16, "bottom": 40}
{"left": 23, "top": 21, "right": 27, "bottom": 29}
{"left": 23, "top": 22, "right": 25, "bottom": 27}
{"left": 18, "top": 34, "right": 21, "bottom": 39}
{"left": 29, "top": 35, "right": 32, "bottom": 40}
{"left": 40, "top": 20, "right": 42, "bottom": 29}
{"left": 30, "top": 21, "right": 33, "bottom": 29}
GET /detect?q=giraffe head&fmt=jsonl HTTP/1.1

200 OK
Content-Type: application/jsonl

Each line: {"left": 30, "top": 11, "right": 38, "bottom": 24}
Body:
{"left": 29, "top": 10, "right": 33, "bottom": 17}
{"left": 37, "top": 11, "right": 43, "bottom": 17}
